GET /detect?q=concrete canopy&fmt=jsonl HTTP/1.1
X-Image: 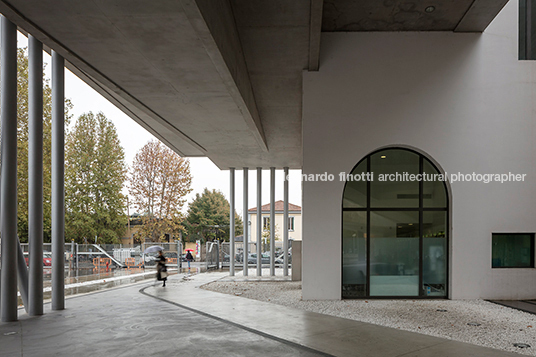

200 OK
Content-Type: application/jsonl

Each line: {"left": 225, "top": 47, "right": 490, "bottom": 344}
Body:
{"left": 0, "top": 0, "right": 508, "bottom": 169}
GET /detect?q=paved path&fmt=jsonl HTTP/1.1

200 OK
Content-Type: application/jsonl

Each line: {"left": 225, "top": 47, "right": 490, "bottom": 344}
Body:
{"left": 144, "top": 272, "right": 518, "bottom": 357}
{"left": 491, "top": 300, "right": 536, "bottom": 316}
{"left": 0, "top": 272, "right": 519, "bottom": 356}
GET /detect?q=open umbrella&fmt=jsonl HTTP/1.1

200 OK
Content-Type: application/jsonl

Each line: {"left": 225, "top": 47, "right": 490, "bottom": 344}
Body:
{"left": 185, "top": 248, "right": 194, "bottom": 252}
{"left": 144, "top": 245, "right": 164, "bottom": 254}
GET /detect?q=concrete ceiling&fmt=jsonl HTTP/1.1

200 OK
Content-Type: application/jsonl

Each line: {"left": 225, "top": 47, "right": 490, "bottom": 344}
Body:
{"left": 0, "top": 0, "right": 509, "bottom": 169}
{"left": 322, "top": 0, "right": 509, "bottom": 32}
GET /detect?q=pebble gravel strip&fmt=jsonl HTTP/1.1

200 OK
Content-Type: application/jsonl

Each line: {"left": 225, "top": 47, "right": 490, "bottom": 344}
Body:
{"left": 202, "top": 280, "right": 536, "bottom": 356}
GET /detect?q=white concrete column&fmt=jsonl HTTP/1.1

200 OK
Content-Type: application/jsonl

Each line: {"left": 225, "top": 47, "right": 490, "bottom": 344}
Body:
{"left": 256, "top": 168, "right": 262, "bottom": 276}
{"left": 229, "top": 168, "right": 235, "bottom": 276}
{"left": 51, "top": 51, "right": 65, "bottom": 311}
{"left": 283, "top": 167, "right": 289, "bottom": 276}
{"left": 28, "top": 34, "right": 44, "bottom": 316}
{"left": 243, "top": 168, "right": 248, "bottom": 276}
{"left": 270, "top": 167, "right": 275, "bottom": 276}
{"left": 0, "top": 15, "right": 18, "bottom": 322}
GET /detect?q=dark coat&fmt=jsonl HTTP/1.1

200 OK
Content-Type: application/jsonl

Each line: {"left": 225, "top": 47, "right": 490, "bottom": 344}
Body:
{"left": 186, "top": 252, "right": 194, "bottom": 262}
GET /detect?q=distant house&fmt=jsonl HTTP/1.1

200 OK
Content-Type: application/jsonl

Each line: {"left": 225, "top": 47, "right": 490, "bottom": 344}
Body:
{"left": 247, "top": 201, "right": 302, "bottom": 248}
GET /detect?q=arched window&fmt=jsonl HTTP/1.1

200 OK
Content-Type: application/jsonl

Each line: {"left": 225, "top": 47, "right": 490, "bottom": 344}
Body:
{"left": 342, "top": 148, "right": 448, "bottom": 298}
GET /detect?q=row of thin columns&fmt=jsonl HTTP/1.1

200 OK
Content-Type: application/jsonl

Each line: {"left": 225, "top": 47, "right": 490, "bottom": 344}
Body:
{"left": 229, "top": 167, "right": 289, "bottom": 277}
{"left": 0, "top": 16, "right": 65, "bottom": 322}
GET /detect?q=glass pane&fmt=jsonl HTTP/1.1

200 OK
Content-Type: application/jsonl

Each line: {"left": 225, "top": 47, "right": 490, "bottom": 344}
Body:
{"left": 370, "top": 150, "right": 419, "bottom": 208}
{"left": 492, "top": 234, "right": 534, "bottom": 268}
{"left": 423, "top": 160, "right": 447, "bottom": 208}
{"left": 423, "top": 212, "right": 447, "bottom": 296}
{"left": 370, "top": 211, "right": 419, "bottom": 296}
{"left": 342, "top": 211, "right": 367, "bottom": 297}
{"left": 343, "top": 159, "right": 367, "bottom": 208}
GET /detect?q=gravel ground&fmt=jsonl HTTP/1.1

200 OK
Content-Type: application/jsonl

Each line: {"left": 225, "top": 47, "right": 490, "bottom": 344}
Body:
{"left": 202, "top": 280, "right": 536, "bottom": 356}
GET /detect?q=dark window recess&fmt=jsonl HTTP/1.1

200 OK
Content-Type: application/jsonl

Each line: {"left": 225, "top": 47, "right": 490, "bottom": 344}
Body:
{"left": 492, "top": 233, "right": 534, "bottom": 268}
{"left": 520, "top": 0, "right": 536, "bottom": 60}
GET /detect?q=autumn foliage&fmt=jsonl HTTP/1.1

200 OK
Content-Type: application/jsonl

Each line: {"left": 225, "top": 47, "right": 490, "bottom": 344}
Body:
{"left": 129, "top": 140, "right": 192, "bottom": 242}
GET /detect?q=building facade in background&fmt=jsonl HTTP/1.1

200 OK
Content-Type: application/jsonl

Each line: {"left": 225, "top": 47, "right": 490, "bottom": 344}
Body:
{"left": 248, "top": 201, "right": 302, "bottom": 251}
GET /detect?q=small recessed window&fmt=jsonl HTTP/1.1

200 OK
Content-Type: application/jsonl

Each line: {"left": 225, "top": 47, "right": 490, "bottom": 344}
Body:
{"left": 492, "top": 233, "right": 534, "bottom": 268}
{"left": 288, "top": 217, "right": 295, "bottom": 231}
{"left": 263, "top": 217, "right": 270, "bottom": 231}
{"left": 520, "top": 0, "right": 536, "bottom": 60}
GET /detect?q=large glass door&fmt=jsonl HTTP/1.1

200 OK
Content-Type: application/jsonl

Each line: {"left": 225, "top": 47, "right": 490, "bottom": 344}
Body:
{"left": 342, "top": 148, "right": 448, "bottom": 298}
{"left": 369, "top": 211, "right": 419, "bottom": 296}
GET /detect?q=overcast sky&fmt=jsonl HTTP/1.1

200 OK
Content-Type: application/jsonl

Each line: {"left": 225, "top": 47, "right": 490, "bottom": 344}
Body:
{"left": 17, "top": 33, "right": 302, "bottom": 218}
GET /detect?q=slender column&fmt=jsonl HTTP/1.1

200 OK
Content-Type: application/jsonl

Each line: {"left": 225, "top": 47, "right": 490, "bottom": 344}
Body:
{"left": 16, "top": 239, "right": 29, "bottom": 312}
{"left": 256, "top": 168, "right": 262, "bottom": 276}
{"left": 229, "top": 168, "right": 235, "bottom": 276}
{"left": 243, "top": 168, "right": 248, "bottom": 276}
{"left": 51, "top": 51, "right": 65, "bottom": 310}
{"left": 28, "top": 35, "right": 44, "bottom": 316}
{"left": 0, "top": 16, "right": 18, "bottom": 322}
{"left": 270, "top": 167, "right": 275, "bottom": 276}
{"left": 283, "top": 167, "right": 289, "bottom": 276}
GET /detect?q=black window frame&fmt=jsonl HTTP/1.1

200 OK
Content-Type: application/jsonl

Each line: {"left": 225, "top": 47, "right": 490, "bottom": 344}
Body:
{"left": 491, "top": 233, "right": 535, "bottom": 268}
{"left": 341, "top": 147, "right": 449, "bottom": 299}
{"left": 520, "top": 0, "right": 536, "bottom": 60}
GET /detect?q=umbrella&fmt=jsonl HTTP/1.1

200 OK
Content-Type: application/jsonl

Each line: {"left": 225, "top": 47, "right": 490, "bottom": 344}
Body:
{"left": 144, "top": 245, "right": 164, "bottom": 254}
{"left": 185, "top": 249, "right": 194, "bottom": 252}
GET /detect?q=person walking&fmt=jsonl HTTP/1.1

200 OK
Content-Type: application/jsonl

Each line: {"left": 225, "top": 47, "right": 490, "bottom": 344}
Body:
{"left": 156, "top": 250, "right": 167, "bottom": 287}
{"left": 185, "top": 251, "right": 194, "bottom": 270}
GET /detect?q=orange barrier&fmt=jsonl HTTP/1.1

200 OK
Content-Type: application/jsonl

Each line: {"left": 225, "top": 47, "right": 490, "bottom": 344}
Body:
{"left": 92, "top": 257, "right": 111, "bottom": 266}
{"left": 125, "top": 257, "right": 144, "bottom": 269}
{"left": 93, "top": 257, "right": 111, "bottom": 272}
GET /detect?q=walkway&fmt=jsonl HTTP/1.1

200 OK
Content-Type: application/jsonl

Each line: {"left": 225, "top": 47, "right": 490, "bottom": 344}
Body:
{"left": 491, "top": 300, "right": 536, "bottom": 315}
{"left": 0, "top": 272, "right": 520, "bottom": 356}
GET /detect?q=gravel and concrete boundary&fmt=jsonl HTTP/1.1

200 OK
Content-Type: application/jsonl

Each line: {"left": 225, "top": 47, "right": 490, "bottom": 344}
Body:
{"left": 202, "top": 279, "right": 536, "bottom": 356}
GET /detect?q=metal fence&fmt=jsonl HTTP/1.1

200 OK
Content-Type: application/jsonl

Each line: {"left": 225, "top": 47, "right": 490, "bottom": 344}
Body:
{"left": 205, "top": 241, "right": 220, "bottom": 269}
{"left": 141, "top": 242, "right": 181, "bottom": 268}
{"left": 17, "top": 242, "right": 183, "bottom": 269}
{"left": 220, "top": 241, "right": 292, "bottom": 268}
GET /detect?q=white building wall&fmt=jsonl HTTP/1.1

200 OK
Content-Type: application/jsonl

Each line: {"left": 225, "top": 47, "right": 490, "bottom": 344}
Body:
{"left": 302, "top": 1, "right": 536, "bottom": 300}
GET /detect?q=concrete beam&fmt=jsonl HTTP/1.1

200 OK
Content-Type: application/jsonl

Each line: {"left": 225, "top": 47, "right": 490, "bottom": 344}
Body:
{"left": 455, "top": 0, "right": 510, "bottom": 32}
{"left": 0, "top": 0, "right": 206, "bottom": 157}
{"left": 184, "top": 0, "right": 268, "bottom": 152}
{"left": 308, "top": 0, "right": 323, "bottom": 71}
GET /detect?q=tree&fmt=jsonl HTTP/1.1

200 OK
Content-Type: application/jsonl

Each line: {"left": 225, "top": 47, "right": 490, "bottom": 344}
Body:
{"left": 129, "top": 140, "right": 192, "bottom": 243}
{"left": 14, "top": 47, "right": 73, "bottom": 243}
{"left": 65, "top": 112, "right": 127, "bottom": 244}
{"left": 262, "top": 223, "right": 280, "bottom": 252}
{"left": 184, "top": 188, "right": 243, "bottom": 243}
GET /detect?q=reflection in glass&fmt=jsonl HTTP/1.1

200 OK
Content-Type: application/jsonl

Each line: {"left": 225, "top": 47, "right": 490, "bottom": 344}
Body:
{"left": 492, "top": 234, "right": 534, "bottom": 268}
{"left": 370, "top": 211, "right": 419, "bottom": 296}
{"left": 342, "top": 211, "right": 366, "bottom": 297}
{"left": 423, "top": 160, "right": 447, "bottom": 208}
{"left": 342, "top": 148, "right": 449, "bottom": 298}
{"left": 343, "top": 159, "right": 367, "bottom": 208}
{"left": 423, "top": 210, "right": 447, "bottom": 296}
{"left": 370, "top": 150, "right": 419, "bottom": 208}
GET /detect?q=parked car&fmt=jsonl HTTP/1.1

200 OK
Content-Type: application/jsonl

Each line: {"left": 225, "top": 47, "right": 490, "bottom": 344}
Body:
{"left": 275, "top": 252, "right": 292, "bottom": 265}
{"left": 23, "top": 252, "right": 52, "bottom": 266}
{"left": 247, "top": 253, "right": 270, "bottom": 265}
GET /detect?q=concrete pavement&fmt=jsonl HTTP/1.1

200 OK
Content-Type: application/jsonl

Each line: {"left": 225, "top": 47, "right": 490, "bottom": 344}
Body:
{"left": 0, "top": 272, "right": 519, "bottom": 356}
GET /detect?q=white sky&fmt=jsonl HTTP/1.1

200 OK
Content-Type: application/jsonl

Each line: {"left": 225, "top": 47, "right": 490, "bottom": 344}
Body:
{"left": 17, "top": 33, "right": 302, "bottom": 218}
